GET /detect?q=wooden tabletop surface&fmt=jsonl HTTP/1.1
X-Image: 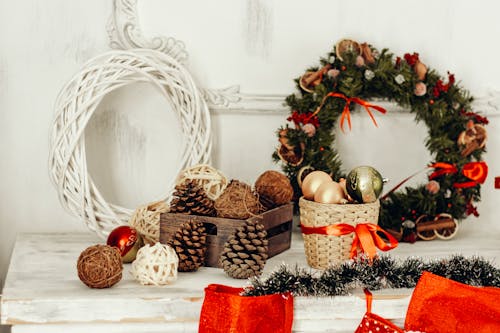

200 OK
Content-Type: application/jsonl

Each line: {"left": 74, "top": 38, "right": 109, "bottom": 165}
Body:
{"left": 1, "top": 225, "right": 499, "bottom": 332}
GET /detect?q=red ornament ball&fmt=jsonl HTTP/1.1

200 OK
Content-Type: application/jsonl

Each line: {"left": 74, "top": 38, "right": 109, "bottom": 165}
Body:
{"left": 107, "top": 226, "right": 143, "bottom": 263}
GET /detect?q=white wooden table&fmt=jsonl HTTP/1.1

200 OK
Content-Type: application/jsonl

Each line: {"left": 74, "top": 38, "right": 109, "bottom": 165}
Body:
{"left": 1, "top": 227, "right": 499, "bottom": 333}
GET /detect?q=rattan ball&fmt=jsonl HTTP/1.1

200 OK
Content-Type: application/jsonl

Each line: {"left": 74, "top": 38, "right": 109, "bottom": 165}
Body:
{"left": 131, "top": 243, "right": 179, "bottom": 286}
{"left": 77, "top": 244, "right": 123, "bottom": 289}
{"left": 129, "top": 200, "right": 168, "bottom": 245}
{"left": 215, "top": 180, "right": 261, "bottom": 219}
{"left": 176, "top": 164, "right": 228, "bottom": 200}
{"left": 255, "top": 170, "right": 294, "bottom": 208}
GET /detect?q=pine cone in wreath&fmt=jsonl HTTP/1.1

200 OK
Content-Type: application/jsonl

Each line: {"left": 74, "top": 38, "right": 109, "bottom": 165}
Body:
{"left": 219, "top": 220, "right": 268, "bottom": 279}
{"left": 169, "top": 221, "right": 207, "bottom": 272}
{"left": 169, "top": 180, "right": 216, "bottom": 216}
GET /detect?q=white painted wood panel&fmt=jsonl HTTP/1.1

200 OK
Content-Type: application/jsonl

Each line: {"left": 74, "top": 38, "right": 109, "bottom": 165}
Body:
{"left": 1, "top": 230, "right": 498, "bottom": 331}
{"left": 10, "top": 323, "right": 199, "bottom": 333}
{"left": 7, "top": 322, "right": 394, "bottom": 333}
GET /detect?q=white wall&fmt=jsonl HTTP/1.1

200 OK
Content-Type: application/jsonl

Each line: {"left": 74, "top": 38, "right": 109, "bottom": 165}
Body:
{"left": 1, "top": 0, "right": 500, "bottom": 318}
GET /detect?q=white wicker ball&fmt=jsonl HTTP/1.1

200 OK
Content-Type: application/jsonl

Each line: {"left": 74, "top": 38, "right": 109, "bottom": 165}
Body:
{"left": 131, "top": 243, "right": 179, "bottom": 286}
{"left": 176, "top": 164, "right": 228, "bottom": 200}
{"left": 129, "top": 201, "right": 168, "bottom": 245}
{"left": 49, "top": 49, "right": 211, "bottom": 239}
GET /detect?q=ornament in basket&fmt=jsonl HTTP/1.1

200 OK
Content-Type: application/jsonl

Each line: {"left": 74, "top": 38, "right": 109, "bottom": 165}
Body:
{"left": 299, "top": 167, "right": 398, "bottom": 269}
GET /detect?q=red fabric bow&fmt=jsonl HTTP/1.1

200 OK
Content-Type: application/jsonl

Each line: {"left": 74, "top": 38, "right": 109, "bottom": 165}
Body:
{"left": 429, "top": 161, "right": 488, "bottom": 188}
{"left": 300, "top": 223, "right": 398, "bottom": 261}
{"left": 307, "top": 92, "right": 386, "bottom": 132}
{"left": 355, "top": 289, "right": 404, "bottom": 333}
{"left": 405, "top": 272, "right": 500, "bottom": 332}
{"left": 199, "top": 284, "right": 293, "bottom": 333}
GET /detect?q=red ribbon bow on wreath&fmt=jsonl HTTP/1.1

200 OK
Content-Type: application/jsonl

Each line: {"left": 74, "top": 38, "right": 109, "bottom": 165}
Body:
{"left": 308, "top": 92, "right": 387, "bottom": 133}
{"left": 429, "top": 161, "right": 488, "bottom": 188}
{"left": 300, "top": 223, "right": 398, "bottom": 261}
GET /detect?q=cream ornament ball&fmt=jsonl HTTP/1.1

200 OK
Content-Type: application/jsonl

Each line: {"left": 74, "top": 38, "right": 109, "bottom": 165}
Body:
{"left": 131, "top": 243, "right": 179, "bottom": 286}
{"left": 301, "top": 171, "right": 332, "bottom": 200}
{"left": 338, "top": 178, "right": 353, "bottom": 202}
{"left": 297, "top": 165, "right": 315, "bottom": 188}
{"left": 314, "top": 181, "right": 346, "bottom": 204}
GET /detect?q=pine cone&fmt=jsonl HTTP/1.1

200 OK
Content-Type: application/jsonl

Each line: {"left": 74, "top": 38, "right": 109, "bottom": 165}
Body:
{"left": 220, "top": 220, "right": 268, "bottom": 279}
{"left": 169, "top": 221, "right": 207, "bottom": 272}
{"left": 170, "top": 180, "right": 216, "bottom": 216}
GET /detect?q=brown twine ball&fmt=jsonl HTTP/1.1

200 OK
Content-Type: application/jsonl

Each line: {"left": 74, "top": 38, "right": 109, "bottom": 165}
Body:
{"left": 255, "top": 170, "right": 294, "bottom": 208}
{"left": 77, "top": 244, "right": 123, "bottom": 289}
{"left": 215, "top": 180, "right": 261, "bottom": 219}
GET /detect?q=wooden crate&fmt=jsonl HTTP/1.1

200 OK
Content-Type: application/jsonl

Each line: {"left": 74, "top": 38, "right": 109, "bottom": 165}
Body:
{"left": 159, "top": 203, "right": 293, "bottom": 267}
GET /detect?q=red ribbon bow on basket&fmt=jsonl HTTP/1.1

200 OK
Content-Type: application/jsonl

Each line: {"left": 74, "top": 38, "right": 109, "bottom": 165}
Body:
{"left": 300, "top": 223, "right": 398, "bottom": 261}
{"left": 429, "top": 161, "right": 488, "bottom": 188}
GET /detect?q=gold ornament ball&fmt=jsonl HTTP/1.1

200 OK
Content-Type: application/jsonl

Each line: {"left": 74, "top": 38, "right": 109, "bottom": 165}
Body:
{"left": 346, "top": 166, "right": 384, "bottom": 203}
{"left": 314, "top": 181, "right": 346, "bottom": 204}
{"left": 301, "top": 171, "right": 332, "bottom": 200}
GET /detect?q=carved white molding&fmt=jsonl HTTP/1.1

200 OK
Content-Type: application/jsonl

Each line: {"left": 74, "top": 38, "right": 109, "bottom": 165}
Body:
{"left": 107, "top": 0, "right": 188, "bottom": 63}
{"left": 107, "top": 0, "right": 243, "bottom": 108}
{"left": 106, "top": 0, "right": 248, "bottom": 109}
{"left": 201, "top": 85, "right": 242, "bottom": 109}
{"left": 107, "top": 0, "right": 500, "bottom": 116}
{"left": 210, "top": 93, "right": 500, "bottom": 116}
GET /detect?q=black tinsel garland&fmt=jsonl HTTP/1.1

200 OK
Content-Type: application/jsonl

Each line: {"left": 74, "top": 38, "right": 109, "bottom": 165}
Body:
{"left": 244, "top": 255, "right": 500, "bottom": 296}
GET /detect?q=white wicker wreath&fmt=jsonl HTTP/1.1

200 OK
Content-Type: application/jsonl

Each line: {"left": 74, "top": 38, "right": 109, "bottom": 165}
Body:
{"left": 49, "top": 49, "right": 211, "bottom": 238}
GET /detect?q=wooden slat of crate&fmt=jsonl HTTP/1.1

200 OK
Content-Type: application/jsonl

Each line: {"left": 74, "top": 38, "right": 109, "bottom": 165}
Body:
{"left": 159, "top": 203, "right": 293, "bottom": 268}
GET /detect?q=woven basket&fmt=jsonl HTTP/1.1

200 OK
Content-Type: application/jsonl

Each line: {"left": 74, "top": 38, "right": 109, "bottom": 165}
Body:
{"left": 299, "top": 197, "right": 380, "bottom": 269}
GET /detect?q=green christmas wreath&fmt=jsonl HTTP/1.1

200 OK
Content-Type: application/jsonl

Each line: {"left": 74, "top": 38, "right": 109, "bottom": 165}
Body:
{"left": 273, "top": 39, "right": 489, "bottom": 241}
